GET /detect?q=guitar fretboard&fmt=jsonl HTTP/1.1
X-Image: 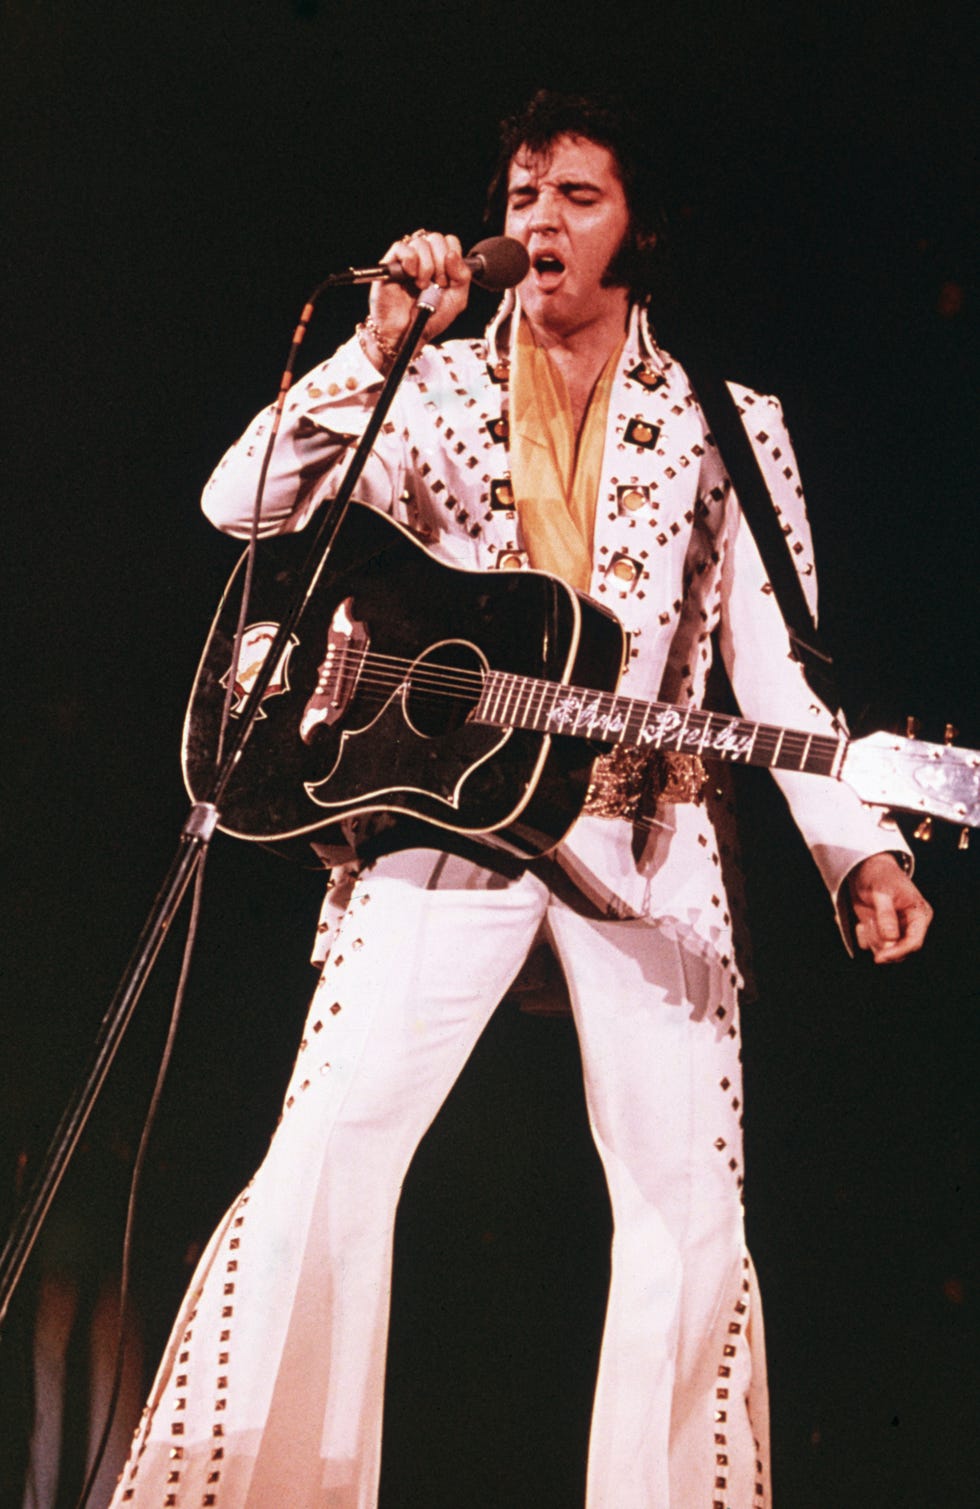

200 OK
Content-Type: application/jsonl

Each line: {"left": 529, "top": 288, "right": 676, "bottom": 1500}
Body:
{"left": 474, "top": 672, "right": 843, "bottom": 777}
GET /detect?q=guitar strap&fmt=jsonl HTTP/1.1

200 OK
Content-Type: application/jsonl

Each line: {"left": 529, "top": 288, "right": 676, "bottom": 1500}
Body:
{"left": 682, "top": 361, "right": 841, "bottom": 713}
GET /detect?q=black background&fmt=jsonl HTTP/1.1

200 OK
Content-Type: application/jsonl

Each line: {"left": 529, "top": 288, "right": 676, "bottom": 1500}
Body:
{"left": 2, "top": 2, "right": 977, "bottom": 1505}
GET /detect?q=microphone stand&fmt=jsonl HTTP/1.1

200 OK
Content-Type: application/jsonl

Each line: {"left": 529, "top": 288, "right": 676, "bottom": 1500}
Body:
{"left": 0, "top": 284, "right": 444, "bottom": 1330}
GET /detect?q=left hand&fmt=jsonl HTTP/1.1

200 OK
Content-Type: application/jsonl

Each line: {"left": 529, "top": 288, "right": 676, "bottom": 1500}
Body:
{"left": 847, "top": 852, "right": 933, "bottom": 963}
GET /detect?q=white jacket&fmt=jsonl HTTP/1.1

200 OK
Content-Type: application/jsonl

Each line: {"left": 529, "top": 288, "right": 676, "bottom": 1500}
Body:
{"left": 203, "top": 298, "right": 907, "bottom": 979}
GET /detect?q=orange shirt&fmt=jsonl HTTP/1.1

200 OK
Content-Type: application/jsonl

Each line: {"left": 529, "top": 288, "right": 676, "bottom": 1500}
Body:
{"left": 509, "top": 317, "right": 623, "bottom": 591}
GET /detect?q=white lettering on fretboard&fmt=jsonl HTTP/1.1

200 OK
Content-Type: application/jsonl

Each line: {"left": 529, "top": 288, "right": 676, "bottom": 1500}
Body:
{"left": 543, "top": 698, "right": 756, "bottom": 759}
{"left": 631, "top": 707, "right": 755, "bottom": 759}
{"left": 546, "top": 695, "right": 629, "bottom": 738}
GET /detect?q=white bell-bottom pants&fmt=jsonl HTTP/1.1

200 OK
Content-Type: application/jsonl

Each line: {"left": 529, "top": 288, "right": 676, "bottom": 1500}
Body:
{"left": 110, "top": 851, "right": 769, "bottom": 1508}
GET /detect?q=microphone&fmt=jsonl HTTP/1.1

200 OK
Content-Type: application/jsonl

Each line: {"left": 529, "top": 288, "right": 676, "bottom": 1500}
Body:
{"left": 344, "top": 236, "right": 530, "bottom": 292}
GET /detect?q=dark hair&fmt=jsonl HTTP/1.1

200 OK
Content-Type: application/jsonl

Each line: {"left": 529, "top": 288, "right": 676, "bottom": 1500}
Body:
{"left": 484, "top": 89, "right": 664, "bottom": 298}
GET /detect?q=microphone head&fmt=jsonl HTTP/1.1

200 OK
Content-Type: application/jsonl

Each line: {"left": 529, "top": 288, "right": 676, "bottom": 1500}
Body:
{"left": 467, "top": 236, "right": 530, "bottom": 291}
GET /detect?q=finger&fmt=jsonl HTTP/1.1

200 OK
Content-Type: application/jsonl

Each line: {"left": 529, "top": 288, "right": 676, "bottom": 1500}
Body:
{"left": 894, "top": 897, "right": 933, "bottom": 954}
{"left": 854, "top": 913, "right": 893, "bottom": 960}
{"left": 861, "top": 898, "right": 932, "bottom": 963}
{"left": 852, "top": 895, "right": 890, "bottom": 946}
{"left": 862, "top": 922, "right": 908, "bottom": 963}
{"left": 872, "top": 934, "right": 916, "bottom": 963}
{"left": 871, "top": 893, "right": 902, "bottom": 944}
{"left": 403, "top": 232, "right": 436, "bottom": 287}
{"left": 443, "top": 234, "right": 470, "bottom": 286}
{"left": 418, "top": 232, "right": 452, "bottom": 285}
{"left": 418, "top": 232, "right": 469, "bottom": 290}
{"left": 379, "top": 237, "right": 417, "bottom": 280}
{"left": 853, "top": 901, "right": 896, "bottom": 958}
{"left": 378, "top": 235, "right": 429, "bottom": 288}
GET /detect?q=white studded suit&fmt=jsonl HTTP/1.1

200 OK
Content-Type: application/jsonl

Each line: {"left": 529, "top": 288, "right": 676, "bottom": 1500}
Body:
{"left": 109, "top": 300, "right": 907, "bottom": 1508}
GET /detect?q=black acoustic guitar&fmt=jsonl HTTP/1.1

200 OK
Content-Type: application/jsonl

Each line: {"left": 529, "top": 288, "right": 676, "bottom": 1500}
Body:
{"left": 183, "top": 502, "right": 980, "bottom": 858}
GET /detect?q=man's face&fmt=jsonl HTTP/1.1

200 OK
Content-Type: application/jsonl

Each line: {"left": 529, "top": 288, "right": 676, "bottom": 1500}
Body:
{"left": 504, "top": 133, "right": 631, "bottom": 336}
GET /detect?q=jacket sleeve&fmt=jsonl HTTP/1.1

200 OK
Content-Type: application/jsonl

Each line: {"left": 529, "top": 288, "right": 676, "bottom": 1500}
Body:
{"left": 201, "top": 334, "right": 408, "bottom": 537}
{"left": 716, "top": 391, "right": 912, "bottom": 948}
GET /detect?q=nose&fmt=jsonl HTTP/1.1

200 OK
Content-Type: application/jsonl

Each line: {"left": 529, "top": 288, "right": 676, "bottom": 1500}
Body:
{"left": 528, "top": 187, "right": 562, "bottom": 232}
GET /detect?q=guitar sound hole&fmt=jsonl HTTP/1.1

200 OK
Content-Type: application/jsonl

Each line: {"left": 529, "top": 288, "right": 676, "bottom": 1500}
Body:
{"left": 405, "top": 641, "right": 485, "bottom": 739}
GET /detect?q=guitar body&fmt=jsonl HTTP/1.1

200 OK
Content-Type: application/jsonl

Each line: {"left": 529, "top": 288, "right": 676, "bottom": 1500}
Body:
{"left": 183, "top": 503, "right": 628, "bottom": 858}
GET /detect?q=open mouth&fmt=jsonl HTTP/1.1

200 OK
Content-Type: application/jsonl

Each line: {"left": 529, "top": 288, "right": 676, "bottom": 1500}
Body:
{"left": 532, "top": 253, "right": 566, "bottom": 278}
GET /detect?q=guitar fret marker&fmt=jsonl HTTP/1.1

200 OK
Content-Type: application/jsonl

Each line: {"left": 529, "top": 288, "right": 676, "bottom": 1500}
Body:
{"left": 546, "top": 693, "right": 630, "bottom": 738}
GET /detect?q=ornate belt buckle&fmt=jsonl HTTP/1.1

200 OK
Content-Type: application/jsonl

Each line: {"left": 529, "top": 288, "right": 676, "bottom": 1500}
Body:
{"left": 653, "top": 750, "right": 709, "bottom": 805}
{"left": 583, "top": 747, "right": 708, "bottom": 821}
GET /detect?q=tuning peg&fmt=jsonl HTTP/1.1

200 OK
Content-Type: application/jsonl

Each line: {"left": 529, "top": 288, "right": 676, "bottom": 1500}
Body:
{"left": 944, "top": 729, "right": 974, "bottom": 850}
{"left": 905, "top": 719, "right": 932, "bottom": 840}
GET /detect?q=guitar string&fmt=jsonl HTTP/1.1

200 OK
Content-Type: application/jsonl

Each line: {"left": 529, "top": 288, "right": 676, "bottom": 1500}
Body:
{"left": 345, "top": 669, "right": 832, "bottom": 753}
{"left": 308, "top": 644, "right": 801, "bottom": 731}
{"left": 324, "top": 648, "right": 836, "bottom": 743}
{"left": 309, "top": 646, "right": 838, "bottom": 752}
{"left": 296, "top": 646, "right": 840, "bottom": 765}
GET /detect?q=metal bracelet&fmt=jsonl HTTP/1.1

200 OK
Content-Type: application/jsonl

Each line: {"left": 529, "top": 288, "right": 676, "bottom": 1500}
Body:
{"left": 357, "top": 316, "right": 401, "bottom": 363}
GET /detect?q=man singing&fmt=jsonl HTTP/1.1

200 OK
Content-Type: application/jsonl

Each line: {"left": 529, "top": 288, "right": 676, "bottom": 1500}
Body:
{"left": 111, "top": 91, "right": 930, "bottom": 1508}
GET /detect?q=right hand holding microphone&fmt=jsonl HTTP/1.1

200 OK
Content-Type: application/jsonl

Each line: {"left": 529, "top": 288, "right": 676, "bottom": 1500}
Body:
{"left": 365, "top": 230, "right": 472, "bottom": 365}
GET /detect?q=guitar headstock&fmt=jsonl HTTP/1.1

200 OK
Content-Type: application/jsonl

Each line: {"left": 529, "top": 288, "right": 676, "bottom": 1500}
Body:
{"left": 841, "top": 723, "right": 980, "bottom": 834}
{"left": 905, "top": 720, "right": 972, "bottom": 848}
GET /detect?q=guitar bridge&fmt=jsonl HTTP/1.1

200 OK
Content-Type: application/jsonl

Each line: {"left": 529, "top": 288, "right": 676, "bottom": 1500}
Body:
{"left": 299, "top": 597, "right": 368, "bottom": 744}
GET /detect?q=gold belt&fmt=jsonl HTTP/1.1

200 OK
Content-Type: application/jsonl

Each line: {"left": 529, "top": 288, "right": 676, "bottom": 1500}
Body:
{"left": 582, "top": 746, "right": 708, "bottom": 821}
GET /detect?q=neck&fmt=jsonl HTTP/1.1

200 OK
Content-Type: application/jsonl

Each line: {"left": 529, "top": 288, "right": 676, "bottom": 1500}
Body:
{"left": 520, "top": 296, "right": 629, "bottom": 439}
{"left": 521, "top": 291, "right": 631, "bottom": 368}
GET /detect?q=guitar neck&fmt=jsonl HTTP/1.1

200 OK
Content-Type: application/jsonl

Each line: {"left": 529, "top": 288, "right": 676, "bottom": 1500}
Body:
{"left": 474, "top": 671, "right": 844, "bottom": 778}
